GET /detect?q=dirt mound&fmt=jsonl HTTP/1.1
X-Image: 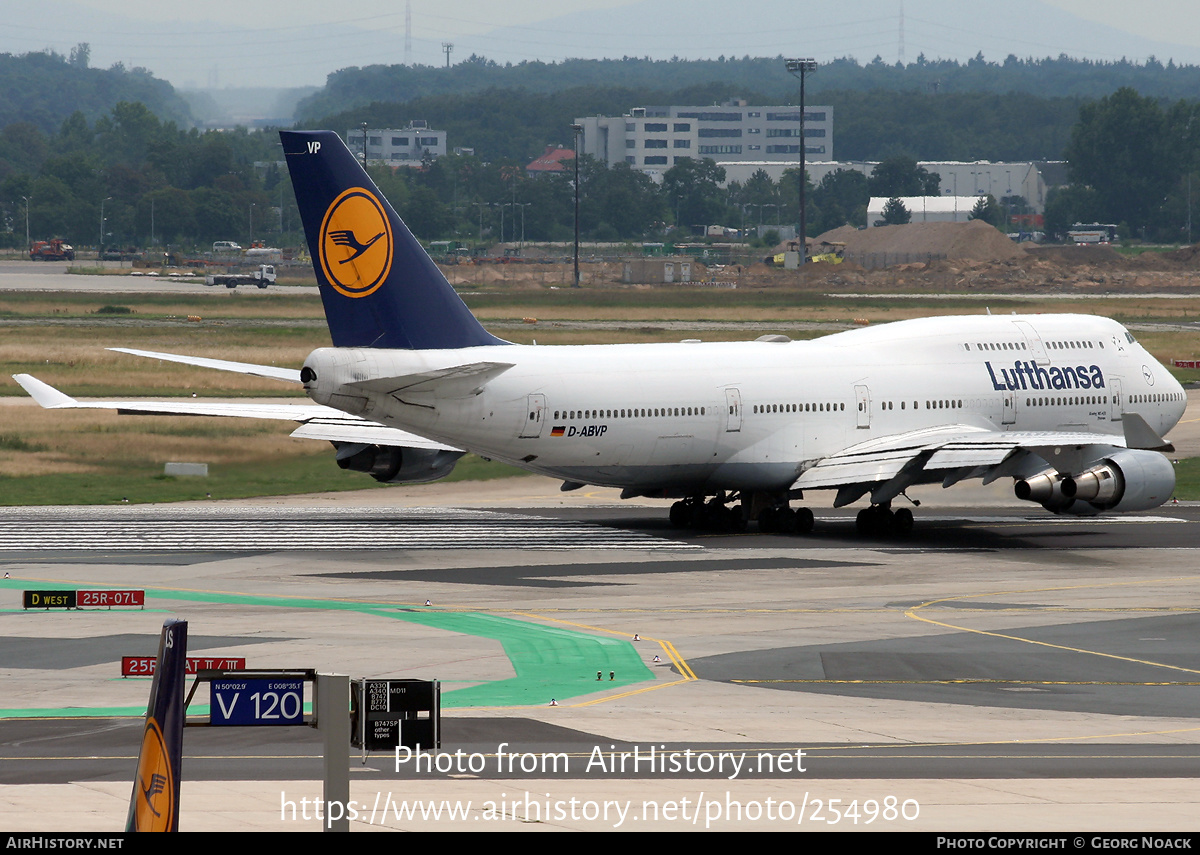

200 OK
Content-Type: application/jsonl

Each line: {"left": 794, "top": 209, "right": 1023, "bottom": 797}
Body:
{"left": 1158, "top": 243, "right": 1200, "bottom": 265}
{"left": 814, "top": 220, "right": 1025, "bottom": 262}
{"left": 811, "top": 225, "right": 859, "bottom": 246}
{"left": 1024, "top": 245, "right": 1126, "bottom": 266}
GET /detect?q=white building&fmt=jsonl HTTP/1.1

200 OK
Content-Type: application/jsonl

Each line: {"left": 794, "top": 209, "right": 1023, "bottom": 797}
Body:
{"left": 345, "top": 123, "right": 448, "bottom": 166}
{"left": 866, "top": 196, "right": 985, "bottom": 226}
{"left": 717, "top": 160, "right": 1057, "bottom": 214}
{"left": 575, "top": 101, "right": 833, "bottom": 181}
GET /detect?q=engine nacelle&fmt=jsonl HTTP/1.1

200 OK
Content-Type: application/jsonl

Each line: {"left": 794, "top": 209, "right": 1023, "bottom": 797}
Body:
{"left": 335, "top": 444, "right": 464, "bottom": 484}
{"left": 1014, "top": 470, "right": 1068, "bottom": 508}
{"left": 1062, "top": 449, "right": 1175, "bottom": 512}
{"left": 1016, "top": 450, "right": 1175, "bottom": 514}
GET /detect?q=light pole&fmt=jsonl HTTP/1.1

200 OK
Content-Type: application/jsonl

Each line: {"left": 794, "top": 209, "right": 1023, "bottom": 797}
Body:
{"left": 784, "top": 58, "right": 817, "bottom": 264}
{"left": 249, "top": 202, "right": 256, "bottom": 246}
{"left": 571, "top": 123, "right": 582, "bottom": 288}
{"left": 22, "top": 196, "right": 30, "bottom": 249}
{"left": 99, "top": 196, "right": 111, "bottom": 261}
{"left": 1186, "top": 116, "right": 1194, "bottom": 245}
{"left": 472, "top": 202, "right": 487, "bottom": 242}
{"left": 360, "top": 123, "right": 368, "bottom": 167}
{"left": 515, "top": 202, "right": 531, "bottom": 249}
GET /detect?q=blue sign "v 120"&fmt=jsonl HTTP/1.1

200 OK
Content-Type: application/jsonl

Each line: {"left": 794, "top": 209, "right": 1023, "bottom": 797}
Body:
{"left": 211, "top": 679, "right": 304, "bottom": 726}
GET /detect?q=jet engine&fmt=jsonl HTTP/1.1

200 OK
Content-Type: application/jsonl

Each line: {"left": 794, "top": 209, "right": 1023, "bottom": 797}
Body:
{"left": 334, "top": 443, "right": 464, "bottom": 484}
{"left": 1014, "top": 449, "right": 1175, "bottom": 514}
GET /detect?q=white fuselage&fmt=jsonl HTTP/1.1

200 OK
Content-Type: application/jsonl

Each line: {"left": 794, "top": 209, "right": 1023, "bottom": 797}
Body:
{"left": 302, "top": 314, "right": 1186, "bottom": 496}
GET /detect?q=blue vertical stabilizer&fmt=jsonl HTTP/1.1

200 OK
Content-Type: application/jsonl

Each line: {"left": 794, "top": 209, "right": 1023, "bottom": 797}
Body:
{"left": 281, "top": 130, "right": 507, "bottom": 350}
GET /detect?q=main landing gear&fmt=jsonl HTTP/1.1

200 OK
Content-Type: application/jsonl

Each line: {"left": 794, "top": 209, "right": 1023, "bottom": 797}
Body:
{"left": 667, "top": 494, "right": 915, "bottom": 538}
{"left": 854, "top": 502, "right": 913, "bottom": 538}
{"left": 757, "top": 504, "right": 815, "bottom": 535}
{"left": 669, "top": 494, "right": 744, "bottom": 531}
{"left": 668, "top": 492, "right": 815, "bottom": 535}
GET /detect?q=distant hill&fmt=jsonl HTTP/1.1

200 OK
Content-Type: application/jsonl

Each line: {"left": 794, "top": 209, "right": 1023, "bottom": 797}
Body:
{"left": 0, "top": 50, "right": 191, "bottom": 133}
{"left": 296, "top": 54, "right": 1200, "bottom": 123}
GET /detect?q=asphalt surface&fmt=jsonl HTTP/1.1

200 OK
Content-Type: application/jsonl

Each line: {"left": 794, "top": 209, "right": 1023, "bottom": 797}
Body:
{"left": 4, "top": 262, "right": 1200, "bottom": 831}
{"left": 3, "top": 498, "right": 1200, "bottom": 831}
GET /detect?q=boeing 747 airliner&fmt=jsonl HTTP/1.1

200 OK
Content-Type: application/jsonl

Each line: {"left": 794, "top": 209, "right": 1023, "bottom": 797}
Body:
{"left": 14, "top": 131, "right": 1187, "bottom": 536}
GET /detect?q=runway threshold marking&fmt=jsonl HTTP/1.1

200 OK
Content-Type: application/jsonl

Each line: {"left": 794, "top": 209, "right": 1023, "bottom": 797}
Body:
{"left": 904, "top": 575, "right": 1200, "bottom": 678}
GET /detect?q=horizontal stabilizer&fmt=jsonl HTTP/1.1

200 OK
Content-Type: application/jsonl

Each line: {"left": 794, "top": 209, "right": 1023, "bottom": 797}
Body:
{"left": 289, "top": 418, "right": 460, "bottom": 450}
{"left": 109, "top": 348, "right": 300, "bottom": 383}
{"left": 345, "top": 361, "right": 514, "bottom": 399}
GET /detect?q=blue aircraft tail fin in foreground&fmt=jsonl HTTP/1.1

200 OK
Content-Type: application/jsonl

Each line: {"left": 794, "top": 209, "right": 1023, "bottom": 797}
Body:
{"left": 127, "top": 619, "right": 187, "bottom": 832}
{"left": 281, "top": 130, "right": 507, "bottom": 350}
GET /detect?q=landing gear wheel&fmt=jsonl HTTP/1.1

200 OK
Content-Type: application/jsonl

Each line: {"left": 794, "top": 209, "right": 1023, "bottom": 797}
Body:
{"left": 669, "top": 501, "right": 689, "bottom": 529}
{"left": 892, "top": 507, "right": 914, "bottom": 537}
{"left": 856, "top": 505, "right": 895, "bottom": 537}
{"left": 793, "top": 507, "right": 814, "bottom": 535}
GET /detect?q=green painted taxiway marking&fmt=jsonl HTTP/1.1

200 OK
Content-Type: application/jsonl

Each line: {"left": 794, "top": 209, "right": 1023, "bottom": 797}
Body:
{"left": 0, "top": 581, "right": 653, "bottom": 715}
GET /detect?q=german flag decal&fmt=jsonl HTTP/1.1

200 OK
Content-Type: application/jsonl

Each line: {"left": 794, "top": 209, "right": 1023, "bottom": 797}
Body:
{"left": 550, "top": 426, "right": 566, "bottom": 436}
{"left": 318, "top": 187, "right": 394, "bottom": 299}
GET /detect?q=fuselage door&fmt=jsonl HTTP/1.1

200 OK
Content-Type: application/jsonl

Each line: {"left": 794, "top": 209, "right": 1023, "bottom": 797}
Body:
{"left": 1002, "top": 390, "right": 1016, "bottom": 425}
{"left": 1109, "top": 378, "right": 1123, "bottom": 421}
{"left": 519, "top": 393, "right": 546, "bottom": 438}
{"left": 854, "top": 384, "right": 871, "bottom": 429}
{"left": 724, "top": 388, "right": 743, "bottom": 432}
{"left": 1012, "top": 320, "right": 1048, "bottom": 364}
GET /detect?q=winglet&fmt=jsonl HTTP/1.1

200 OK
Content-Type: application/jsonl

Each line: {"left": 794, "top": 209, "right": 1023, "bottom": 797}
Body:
{"left": 12, "top": 374, "right": 78, "bottom": 409}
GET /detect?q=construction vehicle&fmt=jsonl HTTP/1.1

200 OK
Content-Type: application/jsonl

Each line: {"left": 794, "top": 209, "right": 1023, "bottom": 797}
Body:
{"left": 29, "top": 239, "right": 75, "bottom": 261}
{"left": 204, "top": 264, "right": 276, "bottom": 289}
{"left": 769, "top": 240, "right": 845, "bottom": 266}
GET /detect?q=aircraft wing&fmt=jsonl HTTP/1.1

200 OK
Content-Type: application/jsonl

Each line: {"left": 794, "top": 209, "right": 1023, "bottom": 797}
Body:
{"left": 793, "top": 422, "right": 1163, "bottom": 507}
{"left": 12, "top": 374, "right": 460, "bottom": 452}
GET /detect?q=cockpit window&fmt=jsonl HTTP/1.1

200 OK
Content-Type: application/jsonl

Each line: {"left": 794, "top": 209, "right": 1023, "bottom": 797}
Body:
{"left": 1125, "top": 332, "right": 1136, "bottom": 344}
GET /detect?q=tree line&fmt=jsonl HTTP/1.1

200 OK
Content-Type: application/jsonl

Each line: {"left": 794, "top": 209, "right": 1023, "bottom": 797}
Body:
{"left": 298, "top": 53, "right": 1200, "bottom": 122}
{"left": 1047, "top": 87, "right": 1200, "bottom": 242}
{"left": 0, "top": 81, "right": 1196, "bottom": 249}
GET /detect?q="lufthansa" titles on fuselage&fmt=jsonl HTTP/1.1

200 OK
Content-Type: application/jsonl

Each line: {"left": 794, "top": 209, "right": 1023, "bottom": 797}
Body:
{"left": 985, "top": 360, "right": 1106, "bottom": 392}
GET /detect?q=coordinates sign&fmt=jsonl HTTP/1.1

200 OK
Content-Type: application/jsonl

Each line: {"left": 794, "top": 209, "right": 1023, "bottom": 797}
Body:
{"left": 210, "top": 678, "right": 305, "bottom": 726}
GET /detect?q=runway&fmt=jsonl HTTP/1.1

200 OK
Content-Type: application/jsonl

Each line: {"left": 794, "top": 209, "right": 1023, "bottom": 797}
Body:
{"left": 0, "top": 506, "right": 694, "bottom": 552}
{"left": 3, "top": 494, "right": 1200, "bottom": 830}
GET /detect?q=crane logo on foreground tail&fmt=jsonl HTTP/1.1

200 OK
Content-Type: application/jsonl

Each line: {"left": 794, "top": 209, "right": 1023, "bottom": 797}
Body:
{"left": 318, "top": 187, "right": 393, "bottom": 298}
{"left": 132, "top": 719, "right": 173, "bottom": 829}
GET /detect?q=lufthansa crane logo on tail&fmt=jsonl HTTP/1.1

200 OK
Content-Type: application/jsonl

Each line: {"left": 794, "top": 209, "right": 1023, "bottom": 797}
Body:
{"left": 318, "top": 187, "right": 393, "bottom": 298}
{"left": 131, "top": 718, "right": 174, "bottom": 831}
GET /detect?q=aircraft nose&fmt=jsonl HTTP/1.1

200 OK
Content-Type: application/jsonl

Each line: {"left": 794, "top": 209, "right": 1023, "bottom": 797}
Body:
{"left": 1169, "top": 371, "right": 1187, "bottom": 427}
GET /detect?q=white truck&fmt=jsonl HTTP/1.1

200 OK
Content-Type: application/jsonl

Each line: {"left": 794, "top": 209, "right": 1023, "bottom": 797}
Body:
{"left": 204, "top": 265, "right": 277, "bottom": 289}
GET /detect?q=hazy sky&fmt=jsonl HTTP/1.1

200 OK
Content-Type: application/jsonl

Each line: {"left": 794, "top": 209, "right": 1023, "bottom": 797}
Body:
{"left": 1040, "top": 0, "right": 1200, "bottom": 48}
{"left": 68, "top": 0, "right": 1200, "bottom": 44}
{"left": 42, "top": 0, "right": 1200, "bottom": 88}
